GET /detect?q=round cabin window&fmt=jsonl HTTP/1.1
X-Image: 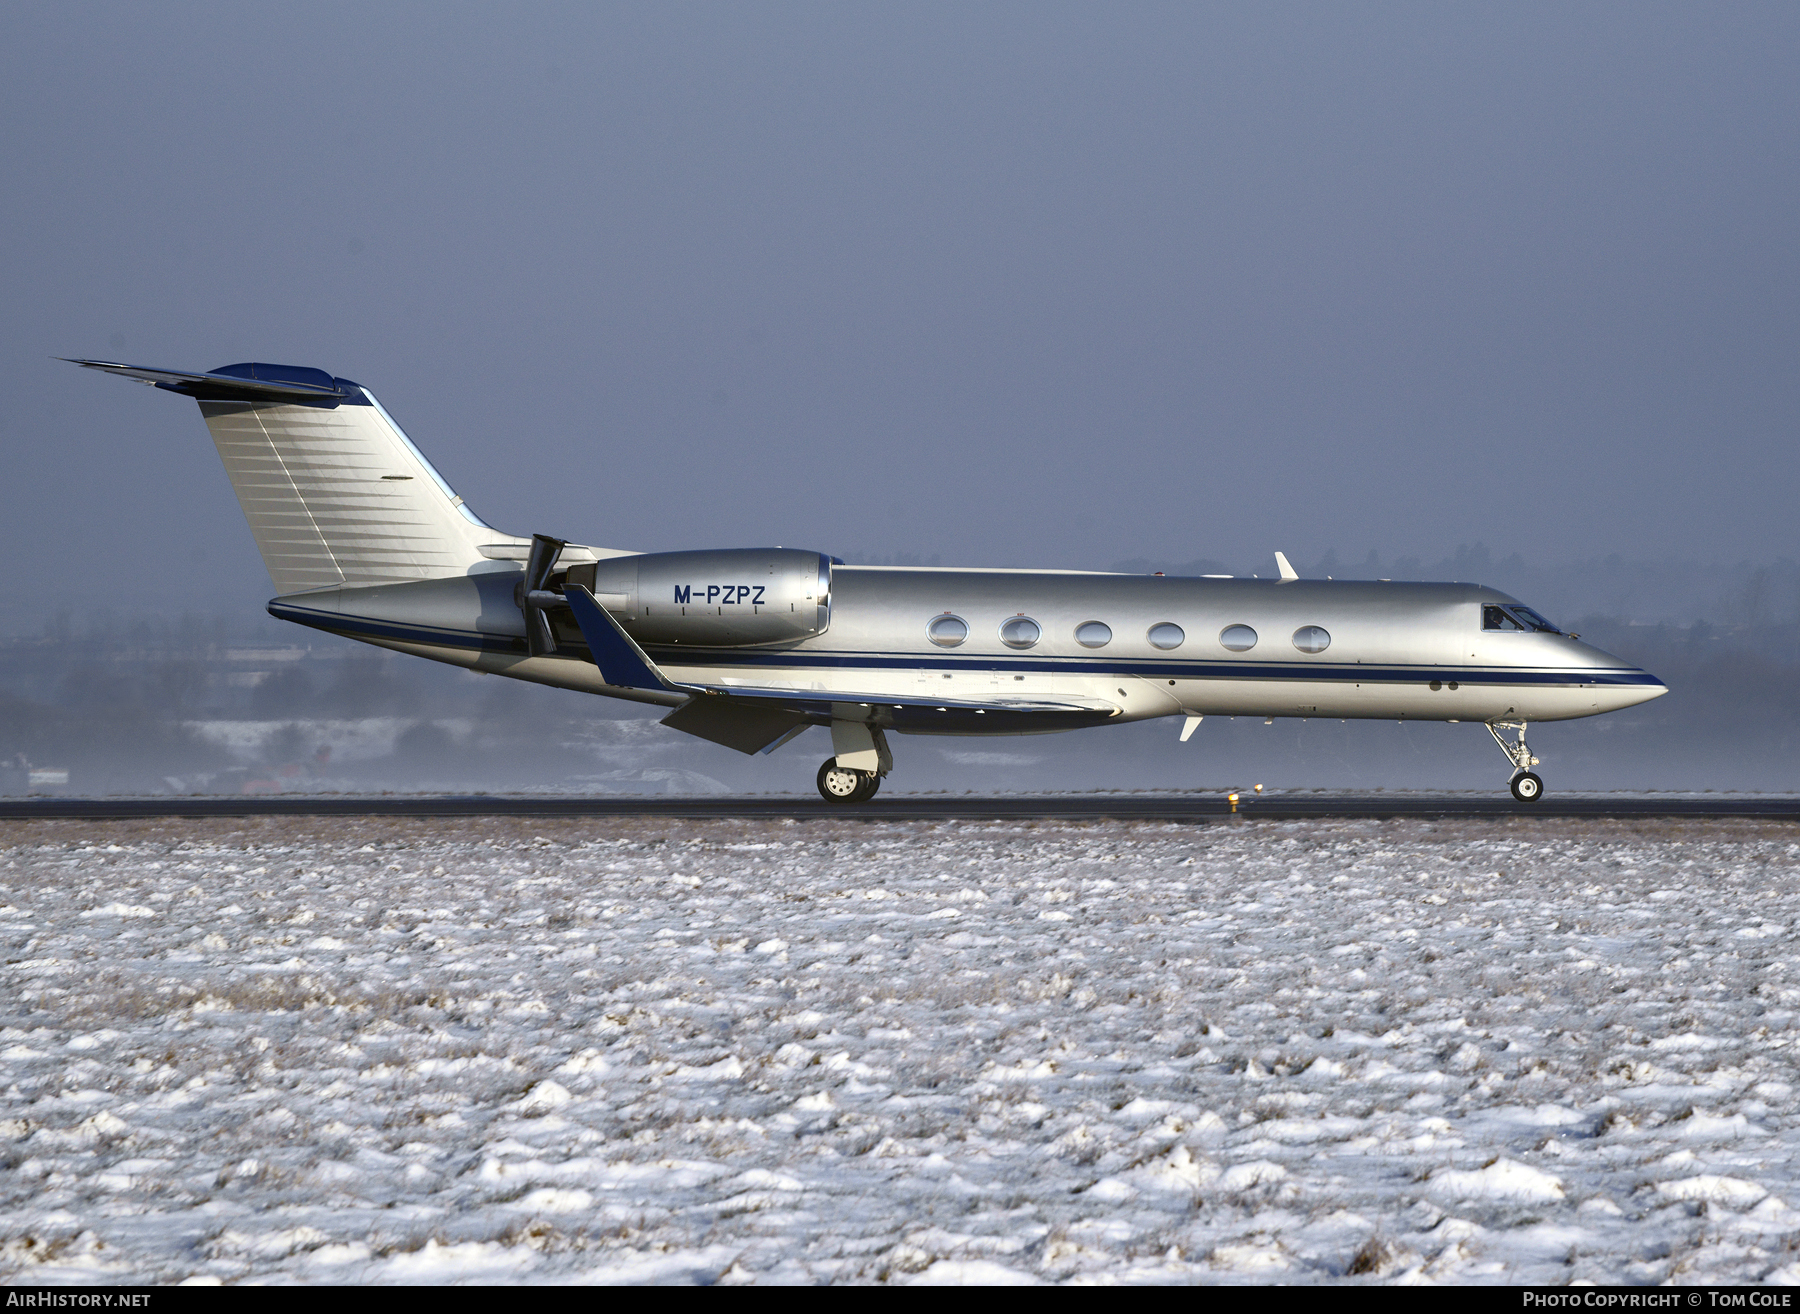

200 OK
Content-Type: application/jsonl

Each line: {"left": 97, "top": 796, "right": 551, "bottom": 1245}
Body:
{"left": 1074, "top": 620, "right": 1112, "bottom": 648}
{"left": 1147, "top": 622, "right": 1185, "bottom": 650}
{"left": 1219, "top": 624, "right": 1258, "bottom": 652}
{"left": 1000, "top": 616, "right": 1041, "bottom": 649}
{"left": 1292, "top": 625, "right": 1331, "bottom": 654}
{"left": 927, "top": 614, "right": 968, "bottom": 647}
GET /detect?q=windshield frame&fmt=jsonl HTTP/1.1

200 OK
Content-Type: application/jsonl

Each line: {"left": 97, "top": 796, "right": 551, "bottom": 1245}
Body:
{"left": 1482, "top": 603, "right": 1564, "bottom": 635}
{"left": 1510, "top": 606, "right": 1563, "bottom": 635}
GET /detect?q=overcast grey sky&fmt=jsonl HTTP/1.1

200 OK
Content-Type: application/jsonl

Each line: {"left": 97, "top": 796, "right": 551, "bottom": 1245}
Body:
{"left": 4, "top": 2, "right": 1797, "bottom": 621}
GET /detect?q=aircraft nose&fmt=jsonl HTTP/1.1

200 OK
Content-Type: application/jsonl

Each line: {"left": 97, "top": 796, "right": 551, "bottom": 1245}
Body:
{"left": 1607, "top": 669, "right": 1668, "bottom": 711}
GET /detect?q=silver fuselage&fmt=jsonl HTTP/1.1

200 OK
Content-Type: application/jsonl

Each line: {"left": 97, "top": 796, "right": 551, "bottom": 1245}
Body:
{"left": 68, "top": 356, "right": 1667, "bottom": 766}
{"left": 272, "top": 564, "right": 1666, "bottom": 731}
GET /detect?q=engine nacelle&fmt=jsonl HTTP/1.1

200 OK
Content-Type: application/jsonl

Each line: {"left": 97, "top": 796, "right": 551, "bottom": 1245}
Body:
{"left": 565, "top": 548, "right": 832, "bottom": 648}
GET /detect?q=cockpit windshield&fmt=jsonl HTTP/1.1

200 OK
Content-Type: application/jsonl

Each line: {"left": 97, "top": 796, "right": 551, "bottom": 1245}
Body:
{"left": 1511, "top": 606, "right": 1562, "bottom": 634}
{"left": 1482, "top": 604, "right": 1563, "bottom": 635}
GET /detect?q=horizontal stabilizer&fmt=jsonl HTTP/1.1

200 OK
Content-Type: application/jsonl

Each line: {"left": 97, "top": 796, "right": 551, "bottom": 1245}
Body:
{"left": 63, "top": 358, "right": 349, "bottom": 404}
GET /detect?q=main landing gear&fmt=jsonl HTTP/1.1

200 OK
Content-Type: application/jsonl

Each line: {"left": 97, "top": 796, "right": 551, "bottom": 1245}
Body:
{"left": 817, "top": 721, "right": 892, "bottom": 804}
{"left": 1487, "top": 720, "right": 1544, "bottom": 803}
{"left": 817, "top": 759, "right": 881, "bottom": 803}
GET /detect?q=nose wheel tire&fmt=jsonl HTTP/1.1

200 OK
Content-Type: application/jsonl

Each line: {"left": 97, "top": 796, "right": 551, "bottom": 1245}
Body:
{"left": 818, "top": 760, "right": 881, "bottom": 803}
{"left": 1510, "top": 771, "right": 1544, "bottom": 803}
{"left": 1489, "top": 722, "right": 1544, "bottom": 803}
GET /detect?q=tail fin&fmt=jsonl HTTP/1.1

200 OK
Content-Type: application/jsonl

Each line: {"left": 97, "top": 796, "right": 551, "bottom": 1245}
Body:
{"left": 71, "top": 359, "right": 526, "bottom": 594}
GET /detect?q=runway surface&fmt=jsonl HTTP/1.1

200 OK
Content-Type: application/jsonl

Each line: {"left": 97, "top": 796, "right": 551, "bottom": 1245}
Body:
{"left": 3, "top": 793, "right": 1798, "bottom": 821}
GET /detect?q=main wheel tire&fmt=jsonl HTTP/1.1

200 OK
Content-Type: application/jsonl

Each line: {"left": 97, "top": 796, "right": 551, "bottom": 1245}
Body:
{"left": 856, "top": 772, "right": 883, "bottom": 803}
{"left": 817, "top": 760, "right": 868, "bottom": 803}
{"left": 1510, "top": 771, "right": 1544, "bottom": 803}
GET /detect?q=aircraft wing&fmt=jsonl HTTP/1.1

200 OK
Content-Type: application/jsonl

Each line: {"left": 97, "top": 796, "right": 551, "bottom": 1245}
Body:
{"left": 562, "top": 584, "right": 685, "bottom": 693}
{"left": 562, "top": 585, "right": 1119, "bottom": 753}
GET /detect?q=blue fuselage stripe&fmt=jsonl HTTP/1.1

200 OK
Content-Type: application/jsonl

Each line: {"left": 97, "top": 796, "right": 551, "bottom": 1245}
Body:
{"left": 272, "top": 603, "right": 1661, "bottom": 689}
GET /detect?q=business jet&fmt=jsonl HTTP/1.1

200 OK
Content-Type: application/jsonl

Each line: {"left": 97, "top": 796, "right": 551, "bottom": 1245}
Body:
{"left": 70, "top": 358, "right": 1667, "bottom": 803}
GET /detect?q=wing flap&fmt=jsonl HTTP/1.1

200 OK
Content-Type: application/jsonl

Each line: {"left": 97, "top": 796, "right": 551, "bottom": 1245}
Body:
{"left": 688, "top": 682, "right": 1115, "bottom": 716}
{"left": 681, "top": 683, "right": 1121, "bottom": 737}
{"left": 659, "top": 698, "right": 810, "bottom": 754}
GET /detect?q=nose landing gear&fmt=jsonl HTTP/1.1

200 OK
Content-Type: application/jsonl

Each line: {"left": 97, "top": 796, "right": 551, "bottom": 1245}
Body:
{"left": 1487, "top": 720, "right": 1545, "bottom": 803}
{"left": 817, "top": 759, "right": 881, "bottom": 803}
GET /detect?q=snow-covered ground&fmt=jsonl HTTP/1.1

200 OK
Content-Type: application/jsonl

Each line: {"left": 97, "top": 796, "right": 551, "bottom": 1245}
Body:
{"left": 2, "top": 814, "right": 1797, "bottom": 1285}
